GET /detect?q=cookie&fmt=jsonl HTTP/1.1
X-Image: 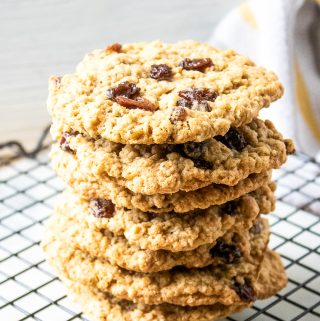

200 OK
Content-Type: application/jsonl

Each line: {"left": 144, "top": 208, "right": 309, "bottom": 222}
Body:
{"left": 52, "top": 118, "right": 292, "bottom": 194}
{"left": 48, "top": 40, "right": 284, "bottom": 145}
{"left": 56, "top": 184, "right": 275, "bottom": 252}
{"left": 65, "top": 282, "right": 247, "bottom": 321}
{"left": 64, "top": 250, "right": 287, "bottom": 321}
{"left": 41, "top": 218, "right": 270, "bottom": 306}
{"left": 44, "top": 197, "right": 269, "bottom": 272}
{"left": 51, "top": 144, "right": 271, "bottom": 213}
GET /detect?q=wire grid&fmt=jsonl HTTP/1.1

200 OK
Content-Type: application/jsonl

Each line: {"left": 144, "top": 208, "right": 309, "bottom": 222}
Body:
{"left": 0, "top": 150, "right": 319, "bottom": 321}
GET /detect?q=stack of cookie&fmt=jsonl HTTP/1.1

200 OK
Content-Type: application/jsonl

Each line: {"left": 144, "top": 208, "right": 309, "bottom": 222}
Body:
{"left": 42, "top": 41, "right": 294, "bottom": 321}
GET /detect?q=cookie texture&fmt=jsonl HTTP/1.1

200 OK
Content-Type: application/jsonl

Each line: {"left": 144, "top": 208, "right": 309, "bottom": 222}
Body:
{"left": 42, "top": 218, "right": 269, "bottom": 306}
{"left": 51, "top": 145, "right": 271, "bottom": 213}
{"left": 64, "top": 250, "right": 287, "bottom": 321}
{"left": 44, "top": 194, "right": 269, "bottom": 272}
{"left": 52, "top": 118, "right": 291, "bottom": 194}
{"left": 57, "top": 184, "right": 275, "bottom": 252}
{"left": 65, "top": 281, "right": 248, "bottom": 321}
{"left": 48, "top": 40, "right": 283, "bottom": 145}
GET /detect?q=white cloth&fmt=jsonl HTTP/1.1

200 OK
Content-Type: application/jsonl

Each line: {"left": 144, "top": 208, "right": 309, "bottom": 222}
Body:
{"left": 210, "top": 0, "right": 320, "bottom": 157}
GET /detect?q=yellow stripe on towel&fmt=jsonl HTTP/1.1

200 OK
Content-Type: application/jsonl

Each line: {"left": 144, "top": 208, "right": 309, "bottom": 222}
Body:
{"left": 294, "top": 59, "right": 320, "bottom": 143}
{"left": 240, "top": 3, "right": 258, "bottom": 29}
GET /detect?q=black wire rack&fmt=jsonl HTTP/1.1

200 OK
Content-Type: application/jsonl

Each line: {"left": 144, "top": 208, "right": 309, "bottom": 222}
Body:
{"left": 0, "top": 140, "right": 319, "bottom": 321}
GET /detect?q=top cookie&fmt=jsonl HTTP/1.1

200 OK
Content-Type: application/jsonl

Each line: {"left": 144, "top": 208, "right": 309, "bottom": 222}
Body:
{"left": 48, "top": 40, "right": 283, "bottom": 144}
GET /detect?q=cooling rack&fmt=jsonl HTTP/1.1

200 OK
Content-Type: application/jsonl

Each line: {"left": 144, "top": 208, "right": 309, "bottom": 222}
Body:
{"left": 0, "top": 139, "right": 319, "bottom": 321}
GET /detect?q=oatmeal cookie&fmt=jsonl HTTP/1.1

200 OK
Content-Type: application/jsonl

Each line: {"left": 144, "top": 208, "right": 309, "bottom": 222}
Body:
{"left": 52, "top": 118, "right": 292, "bottom": 194}
{"left": 56, "top": 184, "right": 275, "bottom": 252}
{"left": 65, "top": 282, "right": 247, "bottom": 321}
{"left": 48, "top": 40, "right": 283, "bottom": 145}
{"left": 51, "top": 147, "right": 272, "bottom": 213}
{"left": 42, "top": 219, "right": 270, "bottom": 306}
{"left": 44, "top": 200, "right": 269, "bottom": 272}
{"left": 63, "top": 251, "right": 287, "bottom": 321}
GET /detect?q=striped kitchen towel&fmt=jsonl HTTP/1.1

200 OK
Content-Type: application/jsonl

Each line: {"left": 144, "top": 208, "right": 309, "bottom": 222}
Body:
{"left": 210, "top": 0, "right": 320, "bottom": 157}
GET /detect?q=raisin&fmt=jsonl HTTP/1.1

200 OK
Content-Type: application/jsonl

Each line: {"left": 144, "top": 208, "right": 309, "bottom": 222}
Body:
{"left": 115, "top": 96, "right": 157, "bottom": 111}
{"left": 210, "top": 239, "right": 241, "bottom": 263}
{"left": 249, "top": 219, "right": 263, "bottom": 234}
{"left": 105, "top": 43, "right": 122, "bottom": 53}
{"left": 106, "top": 82, "right": 158, "bottom": 111}
{"left": 177, "top": 88, "right": 217, "bottom": 112}
{"left": 179, "top": 58, "right": 213, "bottom": 72}
{"left": 106, "top": 82, "right": 140, "bottom": 101}
{"left": 221, "top": 200, "right": 239, "bottom": 215}
{"left": 150, "top": 64, "right": 172, "bottom": 81}
{"left": 233, "top": 278, "right": 256, "bottom": 302}
{"left": 215, "top": 128, "right": 247, "bottom": 151}
{"left": 59, "top": 131, "right": 79, "bottom": 154}
{"left": 193, "top": 159, "right": 213, "bottom": 170}
{"left": 89, "top": 198, "right": 115, "bottom": 218}
{"left": 169, "top": 106, "right": 187, "bottom": 123}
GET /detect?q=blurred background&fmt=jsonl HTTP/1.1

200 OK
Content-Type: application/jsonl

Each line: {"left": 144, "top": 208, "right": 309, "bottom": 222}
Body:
{"left": 0, "top": 0, "right": 242, "bottom": 150}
